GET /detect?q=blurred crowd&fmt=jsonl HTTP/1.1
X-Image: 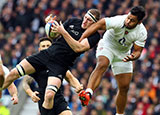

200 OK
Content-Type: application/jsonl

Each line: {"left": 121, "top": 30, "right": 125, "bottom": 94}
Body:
{"left": 0, "top": 0, "right": 160, "bottom": 115}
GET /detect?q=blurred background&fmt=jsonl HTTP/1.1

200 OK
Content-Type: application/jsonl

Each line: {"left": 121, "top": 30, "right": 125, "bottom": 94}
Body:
{"left": 0, "top": 0, "right": 160, "bottom": 115}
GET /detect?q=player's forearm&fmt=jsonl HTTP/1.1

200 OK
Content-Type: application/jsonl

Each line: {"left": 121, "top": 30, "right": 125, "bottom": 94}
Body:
{"left": 69, "top": 77, "right": 81, "bottom": 88}
{"left": 65, "top": 70, "right": 81, "bottom": 88}
{"left": 62, "top": 30, "right": 86, "bottom": 52}
{"left": 8, "top": 83, "right": 18, "bottom": 97}
{"left": 80, "top": 25, "right": 98, "bottom": 40}
{"left": 23, "top": 82, "right": 33, "bottom": 97}
{"left": 79, "top": 18, "right": 106, "bottom": 41}
{"left": 22, "top": 75, "right": 35, "bottom": 97}
{"left": 25, "top": 89, "right": 34, "bottom": 97}
{"left": 23, "top": 85, "right": 33, "bottom": 97}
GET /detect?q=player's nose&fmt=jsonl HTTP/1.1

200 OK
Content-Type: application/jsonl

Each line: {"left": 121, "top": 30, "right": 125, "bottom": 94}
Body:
{"left": 126, "top": 19, "right": 131, "bottom": 24}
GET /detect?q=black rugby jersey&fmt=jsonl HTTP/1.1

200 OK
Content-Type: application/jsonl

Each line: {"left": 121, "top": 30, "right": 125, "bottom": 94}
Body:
{"left": 46, "top": 18, "right": 100, "bottom": 67}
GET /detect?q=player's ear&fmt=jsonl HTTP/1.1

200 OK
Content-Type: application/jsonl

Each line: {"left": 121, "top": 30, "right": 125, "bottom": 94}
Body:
{"left": 38, "top": 47, "right": 41, "bottom": 51}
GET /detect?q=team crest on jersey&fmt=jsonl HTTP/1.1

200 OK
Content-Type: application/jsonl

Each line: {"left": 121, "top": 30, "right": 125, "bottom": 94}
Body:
{"left": 97, "top": 47, "right": 103, "bottom": 51}
{"left": 125, "top": 31, "right": 128, "bottom": 34}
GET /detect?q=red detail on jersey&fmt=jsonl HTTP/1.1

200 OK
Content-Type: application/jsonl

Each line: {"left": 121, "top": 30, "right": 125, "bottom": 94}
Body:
{"left": 99, "top": 47, "right": 103, "bottom": 50}
{"left": 125, "top": 31, "right": 128, "bottom": 34}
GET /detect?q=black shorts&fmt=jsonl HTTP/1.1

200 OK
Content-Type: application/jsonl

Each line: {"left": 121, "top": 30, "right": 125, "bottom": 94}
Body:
{"left": 38, "top": 94, "right": 70, "bottom": 115}
{"left": 26, "top": 50, "right": 68, "bottom": 80}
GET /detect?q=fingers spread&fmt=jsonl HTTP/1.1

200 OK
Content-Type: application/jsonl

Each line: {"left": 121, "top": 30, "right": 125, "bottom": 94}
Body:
{"left": 53, "top": 21, "right": 59, "bottom": 26}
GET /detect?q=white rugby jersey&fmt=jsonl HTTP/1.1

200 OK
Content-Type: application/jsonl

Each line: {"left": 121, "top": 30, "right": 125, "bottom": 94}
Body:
{"left": 103, "top": 14, "right": 147, "bottom": 53}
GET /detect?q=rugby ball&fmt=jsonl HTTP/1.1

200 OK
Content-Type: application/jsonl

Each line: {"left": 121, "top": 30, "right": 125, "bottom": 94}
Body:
{"left": 45, "top": 22, "right": 57, "bottom": 39}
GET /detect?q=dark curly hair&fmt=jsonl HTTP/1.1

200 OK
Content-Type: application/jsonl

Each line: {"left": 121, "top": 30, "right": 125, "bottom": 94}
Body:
{"left": 130, "top": 6, "right": 146, "bottom": 21}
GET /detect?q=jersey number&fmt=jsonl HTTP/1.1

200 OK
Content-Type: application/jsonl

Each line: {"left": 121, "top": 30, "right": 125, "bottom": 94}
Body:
{"left": 119, "top": 37, "right": 126, "bottom": 46}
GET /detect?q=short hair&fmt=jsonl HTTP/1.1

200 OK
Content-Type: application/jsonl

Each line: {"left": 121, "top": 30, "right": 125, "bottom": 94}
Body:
{"left": 130, "top": 6, "right": 146, "bottom": 21}
{"left": 39, "top": 37, "right": 52, "bottom": 45}
{"left": 88, "top": 9, "right": 101, "bottom": 21}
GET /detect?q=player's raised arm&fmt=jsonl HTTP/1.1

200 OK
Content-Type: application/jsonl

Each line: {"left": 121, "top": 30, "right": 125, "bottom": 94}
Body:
{"left": 79, "top": 18, "right": 106, "bottom": 41}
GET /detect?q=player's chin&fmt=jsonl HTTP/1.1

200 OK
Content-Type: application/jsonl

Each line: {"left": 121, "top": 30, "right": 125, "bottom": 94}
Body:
{"left": 81, "top": 25, "right": 87, "bottom": 29}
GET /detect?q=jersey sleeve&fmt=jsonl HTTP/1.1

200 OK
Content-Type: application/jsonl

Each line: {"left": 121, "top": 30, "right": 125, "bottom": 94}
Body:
{"left": 63, "top": 18, "right": 76, "bottom": 29}
{"left": 105, "top": 15, "right": 123, "bottom": 30}
{"left": 87, "top": 32, "right": 100, "bottom": 48}
{"left": 105, "top": 15, "right": 127, "bottom": 30}
{"left": 134, "top": 29, "right": 147, "bottom": 47}
{"left": 63, "top": 19, "right": 71, "bottom": 29}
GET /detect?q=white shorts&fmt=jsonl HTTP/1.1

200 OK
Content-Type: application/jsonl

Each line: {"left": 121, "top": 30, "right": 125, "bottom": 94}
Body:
{"left": 96, "top": 39, "right": 133, "bottom": 75}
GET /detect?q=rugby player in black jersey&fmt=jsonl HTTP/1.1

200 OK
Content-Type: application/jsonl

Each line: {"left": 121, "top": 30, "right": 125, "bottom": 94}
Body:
{"left": 22, "top": 37, "right": 83, "bottom": 115}
{"left": 2, "top": 9, "right": 101, "bottom": 114}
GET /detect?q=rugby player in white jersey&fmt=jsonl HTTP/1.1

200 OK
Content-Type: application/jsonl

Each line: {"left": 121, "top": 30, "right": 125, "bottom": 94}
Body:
{"left": 78, "top": 6, "right": 147, "bottom": 115}
{"left": 1, "top": 65, "right": 18, "bottom": 105}
{"left": 0, "top": 55, "right": 18, "bottom": 105}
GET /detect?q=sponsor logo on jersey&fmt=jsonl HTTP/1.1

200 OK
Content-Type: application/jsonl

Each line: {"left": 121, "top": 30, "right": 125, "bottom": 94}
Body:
{"left": 71, "top": 30, "right": 79, "bottom": 35}
{"left": 69, "top": 25, "right": 79, "bottom": 35}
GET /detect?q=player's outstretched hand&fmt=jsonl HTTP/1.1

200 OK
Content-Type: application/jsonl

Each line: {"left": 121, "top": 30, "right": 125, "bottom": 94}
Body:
{"left": 78, "top": 90, "right": 91, "bottom": 106}
{"left": 31, "top": 91, "right": 40, "bottom": 103}
{"left": 51, "top": 21, "right": 66, "bottom": 35}
{"left": 75, "top": 84, "right": 83, "bottom": 93}
{"left": 45, "top": 14, "right": 56, "bottom": 23}
{"left": 11, "top": 94, "right": 18, "bottom": 105}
